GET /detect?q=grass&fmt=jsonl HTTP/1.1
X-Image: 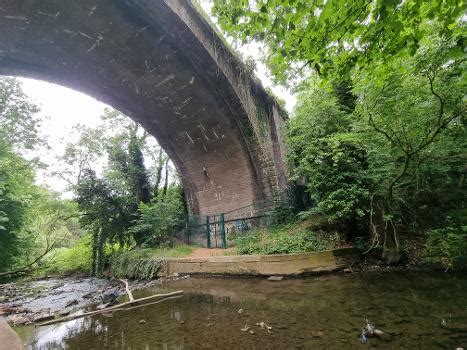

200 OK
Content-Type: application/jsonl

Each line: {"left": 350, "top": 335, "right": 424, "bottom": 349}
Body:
{"left": 107, "top": 245, "right": 193, "bottom": 279}
{"left": 37, "top": 235, "right": 93, "bottom": 276}
{"left": 230, "top": 221, "right": 346, "bottom": 255}
{"left": 111, "top": 245, "right": 193, "bottom": 259}
{"left": 36, "top": 240, "right": 193, "bottom": 279}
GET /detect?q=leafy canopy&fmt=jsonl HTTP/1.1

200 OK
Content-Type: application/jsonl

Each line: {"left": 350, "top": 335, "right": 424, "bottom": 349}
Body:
{"left": 0, "top": 77, "right": 42, "bottom": 150}
{"left": 212, "top": 0, "right": 464, "bottom": 83}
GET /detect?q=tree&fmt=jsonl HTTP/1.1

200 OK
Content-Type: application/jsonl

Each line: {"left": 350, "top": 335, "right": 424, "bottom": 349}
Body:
{"left": 53, "top": 124, "right": 105, "bottom": 188}
{"left": 0, "top": 77, "right": 42, "bottom": 150}
{"left": 288, "top": 27, "right": 465, "bottom": 263}
{"left": 0, "top": 78, "right": 46, "bottom": 273}
{"left": 0, "top": 139, "right": 37, "bottom": 272}
{"left": 62, "top": 108, "right": 185, "bottom": 273}
{"left": 106, "top": 124, "right": 151, "bottom": 207}
{"left": 352, "top": 28, "right": 465, "bottom": 260}
{"left": 289, "top": 79, "right": 370, "bottom": 224}
{"left": 129, "top": 186, "right": 185, "bottom": 247}
{"left": 212, "top": 0, "right": 464, "bottom": 84}
{"left": 75, "top": 169, "right": 131, "bottom": 275}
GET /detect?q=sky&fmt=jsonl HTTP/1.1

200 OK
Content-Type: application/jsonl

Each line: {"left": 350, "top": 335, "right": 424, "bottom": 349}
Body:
{"left": 13, "top": 3, "right": 296, "bottom": 194}
{"left": 19, "top": 78, "right": 108, "bottom": 194}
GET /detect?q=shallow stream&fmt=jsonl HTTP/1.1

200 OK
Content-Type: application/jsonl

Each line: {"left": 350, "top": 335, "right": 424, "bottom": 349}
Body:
{"left": 14, "top": 272, "right": 467, "bottom": 349}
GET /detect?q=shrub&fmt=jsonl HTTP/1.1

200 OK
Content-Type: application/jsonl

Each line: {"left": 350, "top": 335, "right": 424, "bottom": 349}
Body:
{"left": 423, "top": 224, "right": 467, "bottom": 270}
{"left": 39, "top": 234, "right": 93, "bottom": 275}
{"left": 129, "top": 188, "right": 185, "bottom": 247}
{"left": 233, "top": 225, "right": 343, "bottom": 255}
{"left": 108, "top": 245, "right": 192, "bottom": 279}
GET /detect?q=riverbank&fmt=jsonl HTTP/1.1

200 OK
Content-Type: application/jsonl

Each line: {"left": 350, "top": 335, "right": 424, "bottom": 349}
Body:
{"left": 0, "top": 276, "right": 174, "bottom": 327}
{"left": 160, "top": 248, "right": 358, "bottom": 277}
{"left": 0, "top": 247, "right": 356, "bottom": 328}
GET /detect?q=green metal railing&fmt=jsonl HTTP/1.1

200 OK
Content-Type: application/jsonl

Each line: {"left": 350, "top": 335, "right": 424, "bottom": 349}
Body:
{"left": 183, "top": 195, "right": 283, "bottom": 249}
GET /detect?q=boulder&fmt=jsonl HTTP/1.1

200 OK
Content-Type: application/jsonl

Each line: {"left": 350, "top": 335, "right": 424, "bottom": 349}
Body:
{"left": 101, "top": 290, "right": 119, "bottom": 305}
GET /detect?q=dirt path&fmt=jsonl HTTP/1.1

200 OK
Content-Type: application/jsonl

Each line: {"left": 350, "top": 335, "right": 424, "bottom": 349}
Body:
{"left": 186, "top": 247, "right": 235, "bottom": 258}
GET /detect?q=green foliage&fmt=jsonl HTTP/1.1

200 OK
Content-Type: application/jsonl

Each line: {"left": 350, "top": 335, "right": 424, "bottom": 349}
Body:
{"left": 0, "top": 78, "right": 82, "bottom": 275}
{"left": 28, "top": 189, "right": 83, "bottom": 251}
{"left": 108, "top": 245, "right": 192, "bottom": 279}
{"left": 0, "top": 77, "right": 45, "bottom": 273}
{"left": 66, "top": 109, "right": 187, "bottom": 275}
{"left": 39, "top": 234, "right": 93, "bottom": 276}
{"left": 55, "top": 124, "right": 105, "bottom": 188}
{"left": 76, "top": 169, "right": 132, "bottom": 275}
{"left": 233, "top": 225, "right": 344, "bottom": 255}
{"left": 212, "top": 0, "right": 464, "bottom": 84}
{"left": 0, "top": 139, "right": 37, "bottom": 271}
{"left": 266, "top": 194, "right": 295, "bottom": 225}
{"left": 285, "top": 24, "right": 465, "bottom": 262}
{"left": 0, "top": 77, "right": 42, "bottom": 150}
{"left": 106, "top": 123, "right": 152, "bottom": 207}
{"left": 130, "top": 186, "right": 186, "bottom": 247}
{"left": 423, "top": 223, "right": 467, "bottom": 271}
{"left": 288, "top": 81, "right": 370, "bottom": 223}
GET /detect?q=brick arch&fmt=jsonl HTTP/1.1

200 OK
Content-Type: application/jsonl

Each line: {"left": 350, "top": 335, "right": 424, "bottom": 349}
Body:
{"left": 0, "top": 0, "right": 287, "bottom": 215}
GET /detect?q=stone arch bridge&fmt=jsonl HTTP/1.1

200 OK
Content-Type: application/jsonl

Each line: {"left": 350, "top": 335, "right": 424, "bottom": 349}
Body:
{"left": 0, "top": 0, "right": 288, "bottom": 215}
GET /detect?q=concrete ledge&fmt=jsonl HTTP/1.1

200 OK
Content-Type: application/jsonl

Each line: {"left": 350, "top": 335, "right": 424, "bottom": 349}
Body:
{"left": 161, "top": 248, "right": 359, "bottom": 276}
{"left": 0, "top": 318, "right": 23, "bottom": 350}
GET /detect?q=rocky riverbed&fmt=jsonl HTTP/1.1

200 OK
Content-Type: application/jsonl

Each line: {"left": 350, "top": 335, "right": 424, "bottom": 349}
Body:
{"left": 0, "top": 277, "right": 160, "bottom": 326}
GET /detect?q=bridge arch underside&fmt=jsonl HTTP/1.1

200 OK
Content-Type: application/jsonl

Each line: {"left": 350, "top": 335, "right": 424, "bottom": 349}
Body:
{"left": 0, "top": 0, "right": 287, "bottom": 215}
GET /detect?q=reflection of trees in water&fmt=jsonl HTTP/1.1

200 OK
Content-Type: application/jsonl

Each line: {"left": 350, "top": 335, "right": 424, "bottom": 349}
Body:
{"left": 34, "top": 300, "right": 188, "bottom": 350}
{"left": 30, "top": 317, "right": 105, "bottom": 349}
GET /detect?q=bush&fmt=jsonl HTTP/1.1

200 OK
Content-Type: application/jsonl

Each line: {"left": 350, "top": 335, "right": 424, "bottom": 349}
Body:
{"left": 39, "top": 234, "right": 93, "bottom": 275}
{"left": 233, "top": 225, "right": 344, "bottom": 255}
{"left": 109, "top": 254, "right": 163, "bottom": 279}
{"left": 423, "top": 224, "right": 467, "bottom": 270}
{"left": 130, "top": 188, "right": 185, "bottom": 247}
{"left": 108, "top": 245, "right": 192, "bottom": 279}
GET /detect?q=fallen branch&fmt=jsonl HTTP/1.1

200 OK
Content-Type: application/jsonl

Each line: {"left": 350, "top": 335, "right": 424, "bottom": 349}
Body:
{"left": 0, "top": 241, "right": 57, "bottom": 278}
{"left": 119, "top": 279, "right": 134, "bottom": 302}
{"left": 37, "top": 290, "right": 183, "bottom": 327}
{"left": 114, "top": 294, "right": 182, "bottom": 313}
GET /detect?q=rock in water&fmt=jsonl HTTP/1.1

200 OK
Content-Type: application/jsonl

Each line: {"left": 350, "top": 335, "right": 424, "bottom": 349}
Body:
{"left": 33, "top": 312, "right": 54, "bottom": 323}
{"left": 8, "top": 315, "right": 31, "bottom": 326}
{"left": 311, "top": 330, "right": 324, "bottom": 338}
{"left": 82, "top": 292, "right": 94, "bottom": 299}
{"left": 101, "top": 289, "right": 119, "bottom": 305}
{"left": 267, "top": 276, "right": 284, "bottom": 281}
{"left": 65, "top": 299, "right": 78, "bottom": 308}
{"left": 373, "top": 328, "right": 392, "bottom": 342}
{"left": 58, "top": 310, "right": 70, "bottom": 317}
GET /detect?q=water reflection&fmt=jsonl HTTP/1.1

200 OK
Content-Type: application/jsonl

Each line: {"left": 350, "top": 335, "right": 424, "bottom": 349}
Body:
{"left": 18, "top": 272, "right": 467, "bottom": 349}
{"left": 19, "top": 316, "right": 107, "bottom": 349}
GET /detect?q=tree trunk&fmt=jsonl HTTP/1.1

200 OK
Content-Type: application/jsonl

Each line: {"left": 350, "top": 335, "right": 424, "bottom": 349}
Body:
{"left": 162, "top": 159, "right": 169, "bottom": 197}
{"left": 153, "top": 150, "right": 164, "bottom": 198}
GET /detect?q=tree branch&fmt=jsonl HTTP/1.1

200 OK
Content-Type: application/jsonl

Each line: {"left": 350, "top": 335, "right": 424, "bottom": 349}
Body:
{"left": 0, "top": 241, "right": 57, "bottom": 278}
